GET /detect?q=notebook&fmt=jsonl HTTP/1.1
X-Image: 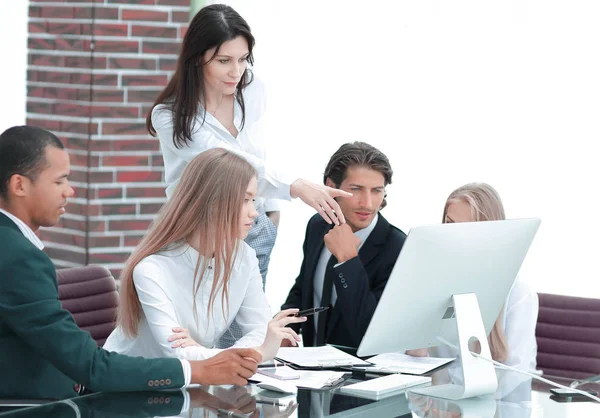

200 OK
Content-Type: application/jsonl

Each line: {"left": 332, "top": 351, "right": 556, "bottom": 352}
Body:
{"left": 339, "top": 374, "right": 431, "bottom": 400}
{"left": 353, "top": 352, "right": 455, "bottom": 375}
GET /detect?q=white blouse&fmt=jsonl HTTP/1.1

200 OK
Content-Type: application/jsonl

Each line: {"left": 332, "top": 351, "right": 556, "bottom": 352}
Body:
{"left": 152, "top": 75, "right": 292, "bottom": 212}
{"left": 104, "top": 242, "right": 272, "bottom": 360}
{"left": 433, "top": 277, "right": 539, "bottom": 373}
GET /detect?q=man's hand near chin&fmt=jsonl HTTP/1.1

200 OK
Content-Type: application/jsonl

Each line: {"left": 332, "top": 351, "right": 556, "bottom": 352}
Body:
{"left": 190, "top": 348, "right": 262, "bottom": 386}
{"left": 280, "top": 339, "right": 295, "bottom": 347}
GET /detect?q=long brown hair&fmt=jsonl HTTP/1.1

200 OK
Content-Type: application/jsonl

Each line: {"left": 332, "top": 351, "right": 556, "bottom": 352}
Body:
{"left": 443, "top": 182, "right": 509, "bottom": 362}
{"left": 145, "top": 4, "right": 255, "bottom": 148}
{"left": 118, "top": 148, "right": 257, "bottom": 337}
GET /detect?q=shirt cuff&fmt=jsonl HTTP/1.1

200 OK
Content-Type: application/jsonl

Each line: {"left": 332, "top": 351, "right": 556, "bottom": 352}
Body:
{"left": 263, "top": 198, "right": 283, "bottom": 212}
{"left": 179, "top": 388, "right": 191, "bottom": 414}
{"left": 180, "top": 359, "right": 192, "bottom": 387}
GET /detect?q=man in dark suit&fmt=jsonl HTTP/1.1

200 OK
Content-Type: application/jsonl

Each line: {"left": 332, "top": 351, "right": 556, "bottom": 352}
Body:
{"left": 0, "top": 126, "right": 261, "bottom": 400}
{"left": 282, "top": 142, "right": 406, "bottom": 349}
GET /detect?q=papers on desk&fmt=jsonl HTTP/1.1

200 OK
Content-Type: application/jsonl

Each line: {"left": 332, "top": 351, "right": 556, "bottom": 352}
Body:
{"left": 250, "top": 366, "right": 347, "bottom": 390}
{"left": 355, "top": 352, "right": 455, "bottom": 375}
{"left": 275, "top": 345, "right": 371, "bottom": 369}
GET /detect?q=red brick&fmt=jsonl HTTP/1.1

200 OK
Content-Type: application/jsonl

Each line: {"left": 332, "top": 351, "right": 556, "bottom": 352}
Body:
{"left": 68, "top": 169, "right": 88, "bottom": 183}
{"left": 89, "top": 141, "right": 113, "bottom": 152}
{"left": 141, "top": 105, "right": 153, "bottom": 118}
{"left": 94, "top": 7, "right": 120, "bottom": 20}
{"left": 179, "top": 25, "right": 188, "bottom": 39}
{"left": 109, "top": 219, "right": 153, "bottom": 231}
{"left": 92, "top": 23, "right": 128, "bottom": 37}
{"left": 107, "top": 0, "right": 154, "bottom": 4}
{"left": 89, "top": 252, "right": 130, "bottom": 264}
{"left": 54, "top": 38, "right": 85, "bottom": 52}
{"left": 73, "top": 7, "right": 94, "bottom": 19}
{"left": 28, "top": 21, "right": 46, "bottom": 34}
{"left": 171, "top": 11, "right": 189, "bottom": 23}
{"left": 127, "top": 186, "right": 166, "bottom": 198}
{"left": 29, "top": 54, "right": 64, "bottom": 67}
{"left": 41, "top": 7, "right": 75, "bottom": 19}
{"left": 95, "top": 187, "right": 124, "bottom": 199}
{"left": 140, "top": 202, "right": 164, "bottom": 215}
{"left": 28, "top": 37, "right": 55, "bottom": 51}
{"left": 132, "top": 25, "right": 178, "bottom": 39}
{"left": 29, "top": 6, "right": 41, "bottom": 18}
{"left": 89, "top": 236, "right": 122, "bottom": 248}
{"left": 90, "top": 171, "right": 115, "bottom": 183}
{"left": 123, "top": 234, "right": 145, "bottom": 247}
{"left": 117, "top": 171, "right": 162, "bottom": 182}
{"left": 66, "top": 202, "right": 101, "bottom": 217}
{"left": 28, "top": 70, "right": 71, "bottom": 84}
{"left": 91, "top": 105, "right": 139, "bottom": 119}
{"left": 102, "top": 123, "right": 147, "bottom": 136}
{"left": 109, "top": 57, "right": 156, "bottom": 70}
{"left": 89, "top": 89, "right": 125, "bottom": 103}
{"left": 113, "top": 139, "right": 160, "bottom": 152}
{"left": 52, "top": 103, "right": 90, "bottom": 118}
{"left": 158, "top": 58, "right": 177, "bottom": 71}
{"left": 122, "top": 9, "right": 169, "bottom": 22}
{"left": 102, "top": 155, "right": 149, "bottom": 167}
{"left": 157, "top": 0, "right": 189, "bottom": 5}
{"left": 70, "top": 73, "right": 119, "bottom": 86}
{"left": 47, "top": 22, "right": 82, "bottom": 35}
{"left": 64, "top": 56, "right": 107, "bottom": 69}
{"left": 26, "top": 118, "right": 60, "bottom": 132}
{"left": 68, "top": 152, "right": 100, "bottom": 168}
{"left": 28, "top": 86, "right": 78, "bottom": 101}
{"left": 44, "top": 247, "right": 86, "bottom": 265}
{"left": 27, "top": 101, "right": 53, "bottom": 115}
{"left": 86, "top": 40, "right": 139, "bottom": 53}
{"left": 151, "top": 154, "right": 164, "bottom": 167}
{"left": 62, "top": 137, "right": 90, "bottom": 152}
{"left": 122, "top": 74, "right": 168, "bottom": 87}
{"left": 59, "top": 217, "right": 86, "bottom": 232}
{"left": 101, "top": 204, "right": 137, "bottom": 216}
{"left": 128, "top": 89, "right": 163, "bottom": 103}
{"left": 142, "top": 40, "right": 181, "bottom": 54}
{"left": 60, "top": 121, "right": 99, "bottom": 135}
{"left": 38, "top": 229, "right": 85, "bottom": 248}
{"left": 89, "top": 220, "right": 107, "bottom": 233}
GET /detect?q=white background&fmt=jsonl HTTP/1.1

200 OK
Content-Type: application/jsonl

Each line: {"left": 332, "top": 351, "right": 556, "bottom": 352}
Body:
{"left": 2, "top": 1, "right": 599, "bottom": 312}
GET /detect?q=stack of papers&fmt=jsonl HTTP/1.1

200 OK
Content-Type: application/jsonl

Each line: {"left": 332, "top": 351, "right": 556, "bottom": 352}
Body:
{"left": 275, "top": 345, "right": 371, "bottom": 369}
{"left": 354, "top": 352, "right": 455, "bottom": 375}
{"left": 250, "top": 366, "right": 347, "bottom": 390}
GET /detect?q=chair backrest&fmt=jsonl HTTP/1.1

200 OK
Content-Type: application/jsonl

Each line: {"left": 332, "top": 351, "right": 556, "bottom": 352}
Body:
{"left": 56, "top": 265, "right": 119, "bottom": 347}
{"left": 536, "top": 293, "right": 600, "bottom": 379}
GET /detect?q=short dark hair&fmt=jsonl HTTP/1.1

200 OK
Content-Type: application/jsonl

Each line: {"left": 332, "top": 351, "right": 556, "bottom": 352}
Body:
{"left": 0, "top": 125, "right": 64, "bottom": 201}
{"left": 323, "top": 142, "right": 393, "bottom": 209}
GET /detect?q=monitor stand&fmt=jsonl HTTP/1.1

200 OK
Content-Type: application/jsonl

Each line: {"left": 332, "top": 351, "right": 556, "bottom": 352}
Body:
{"left": 410, "top": 293, "right": 498, "bottom": 400}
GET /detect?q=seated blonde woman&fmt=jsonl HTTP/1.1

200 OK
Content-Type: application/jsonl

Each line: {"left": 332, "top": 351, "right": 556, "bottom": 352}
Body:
{"left": 409, "top": 182, "right": 538, "bottom": 373}
{"left": 104, "top": 149, "right": 305, "bottom": 361}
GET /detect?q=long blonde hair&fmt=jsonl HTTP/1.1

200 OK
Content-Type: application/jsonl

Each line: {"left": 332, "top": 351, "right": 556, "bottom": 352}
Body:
{"left": 118, "top": 148, "right": 257, "bottom": 337}
{"left": 442, "top": 182, "right": 509, "bottom": 363}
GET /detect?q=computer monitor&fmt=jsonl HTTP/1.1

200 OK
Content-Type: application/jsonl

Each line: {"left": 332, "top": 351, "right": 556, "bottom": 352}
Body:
{"left": 357, "top": 218, "right": 541, "bottom": 399}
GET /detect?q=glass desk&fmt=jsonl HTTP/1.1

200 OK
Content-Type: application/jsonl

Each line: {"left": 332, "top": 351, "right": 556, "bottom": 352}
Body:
{"left": 1, "top": 370, "right": 598, "bottom": 417}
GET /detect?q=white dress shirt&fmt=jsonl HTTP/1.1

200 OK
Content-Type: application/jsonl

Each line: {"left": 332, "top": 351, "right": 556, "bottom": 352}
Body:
{"left": 0, "top": 209, "right": 43, "bottom": 250}
{"left": 104, "top": 241, "right": 272, "bottom": 360}
{"left": 313, "top": 214, "right": 379, "bottom": 334}
{"left": 152, "top": 75, "right": 292, "bottom": 213}
{"left": 433, "top": 277, "right": 539, "bottom": 373}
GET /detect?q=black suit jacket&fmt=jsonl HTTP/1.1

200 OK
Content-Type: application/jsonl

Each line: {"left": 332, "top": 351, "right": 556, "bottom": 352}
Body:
{"left": 282, "top": 213, "right": 406, "bottom": 348}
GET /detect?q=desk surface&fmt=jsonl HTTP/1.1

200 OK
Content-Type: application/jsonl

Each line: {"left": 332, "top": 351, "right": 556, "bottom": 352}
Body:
{"left": 1, "top": 370, "right": 599, "bottom": 417}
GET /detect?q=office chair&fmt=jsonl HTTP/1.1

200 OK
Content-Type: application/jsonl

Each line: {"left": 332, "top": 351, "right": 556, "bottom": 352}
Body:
{"left": 536, "top": 293, "right": 600, "bottom": 379}
{"left": 56, "top": 265, "right": 119, "bottom": 347}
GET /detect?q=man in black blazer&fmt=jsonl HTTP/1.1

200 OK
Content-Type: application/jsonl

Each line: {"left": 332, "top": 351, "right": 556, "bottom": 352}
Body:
{"left": 0, "top": 126, "right": 261, "bottom": 400}
{"left": 282, "top": 142, "right": 406, "bottom": 349}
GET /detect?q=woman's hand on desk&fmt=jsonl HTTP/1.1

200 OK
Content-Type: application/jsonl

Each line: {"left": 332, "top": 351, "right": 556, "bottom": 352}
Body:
{"left": 290, "top": 179, "right": 352, "bottom": 226}
{"left": 168, "top": 327, "right": 202, "bottom": 348}
{"left": 257, "top": 308, "right": 306, "bottom": 360}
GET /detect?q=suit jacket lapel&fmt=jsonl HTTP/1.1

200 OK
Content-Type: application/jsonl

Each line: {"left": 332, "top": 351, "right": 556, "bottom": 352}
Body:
{"left": 303, "top": 221, "right": 333, "bottom": 310}
{"left": 326, "top": 214, "right": 391, "bottom": 341}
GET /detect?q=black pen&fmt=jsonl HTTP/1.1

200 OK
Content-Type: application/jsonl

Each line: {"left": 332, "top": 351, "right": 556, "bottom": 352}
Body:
{"left": 255, "top": 400, "right": 286, "bottom": 407}
{"left": 293, "top": 306, "right": 330, "bottom": 317}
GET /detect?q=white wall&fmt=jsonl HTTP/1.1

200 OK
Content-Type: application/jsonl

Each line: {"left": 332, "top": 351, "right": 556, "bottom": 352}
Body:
{"left": 222, "top": 0, "right": 600, "bottom": 310}
{"left": 3, "top": 1, "right": 599, "bottom": 310}
{"left": 0, "top": 1, "right": 28, "bottom": 133}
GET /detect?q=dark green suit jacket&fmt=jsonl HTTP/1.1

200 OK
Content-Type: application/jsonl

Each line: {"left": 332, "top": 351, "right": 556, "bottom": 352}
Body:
{"left": 0, "top": 213, "right": 185, "bottom": 399}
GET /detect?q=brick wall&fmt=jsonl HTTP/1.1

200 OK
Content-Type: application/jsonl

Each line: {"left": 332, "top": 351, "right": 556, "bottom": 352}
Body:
{"left": 27, "top": 0, "right": 191, "bottom": 278}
